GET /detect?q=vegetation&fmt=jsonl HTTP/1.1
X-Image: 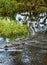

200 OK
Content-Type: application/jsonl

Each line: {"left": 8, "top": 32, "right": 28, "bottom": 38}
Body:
{"left": 0, "top": 0, "right": 47, "bottom": 39}
{"left": 0, "top": 19, "right": 29, "bottom": 40}
{"left": 0, "top": 0, "right": 17, "bottom": 16}
{"left": 0, "top": 0, "right": 47, "bottom": 16}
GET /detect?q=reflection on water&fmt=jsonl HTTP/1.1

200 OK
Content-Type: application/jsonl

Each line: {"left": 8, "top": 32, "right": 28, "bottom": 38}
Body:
{"left": 0, "top": 34, "right": 47, "bottom": 65}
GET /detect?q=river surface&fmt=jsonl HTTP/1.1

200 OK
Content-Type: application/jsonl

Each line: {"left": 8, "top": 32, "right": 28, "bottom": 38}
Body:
{"left": 0, "top": 34, "right": 47, "bottom": 65}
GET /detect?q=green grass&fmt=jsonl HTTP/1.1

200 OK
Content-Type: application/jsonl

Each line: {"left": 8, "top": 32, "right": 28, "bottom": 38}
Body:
{"left": 0, "top": 18, "right": 29, "bottom": 40}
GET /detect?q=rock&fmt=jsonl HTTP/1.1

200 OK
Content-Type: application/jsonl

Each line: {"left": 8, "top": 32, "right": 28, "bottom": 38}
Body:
{"left": 4, "top": 45, "right": 8, "bottom": 50}
{"left": 21, "top": 42, "right": 25, "bottom": 45}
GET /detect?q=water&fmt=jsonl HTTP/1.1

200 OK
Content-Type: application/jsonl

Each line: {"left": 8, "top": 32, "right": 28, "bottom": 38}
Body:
{"left": 0, "top": 34, "right": 47, "bottom": 65}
